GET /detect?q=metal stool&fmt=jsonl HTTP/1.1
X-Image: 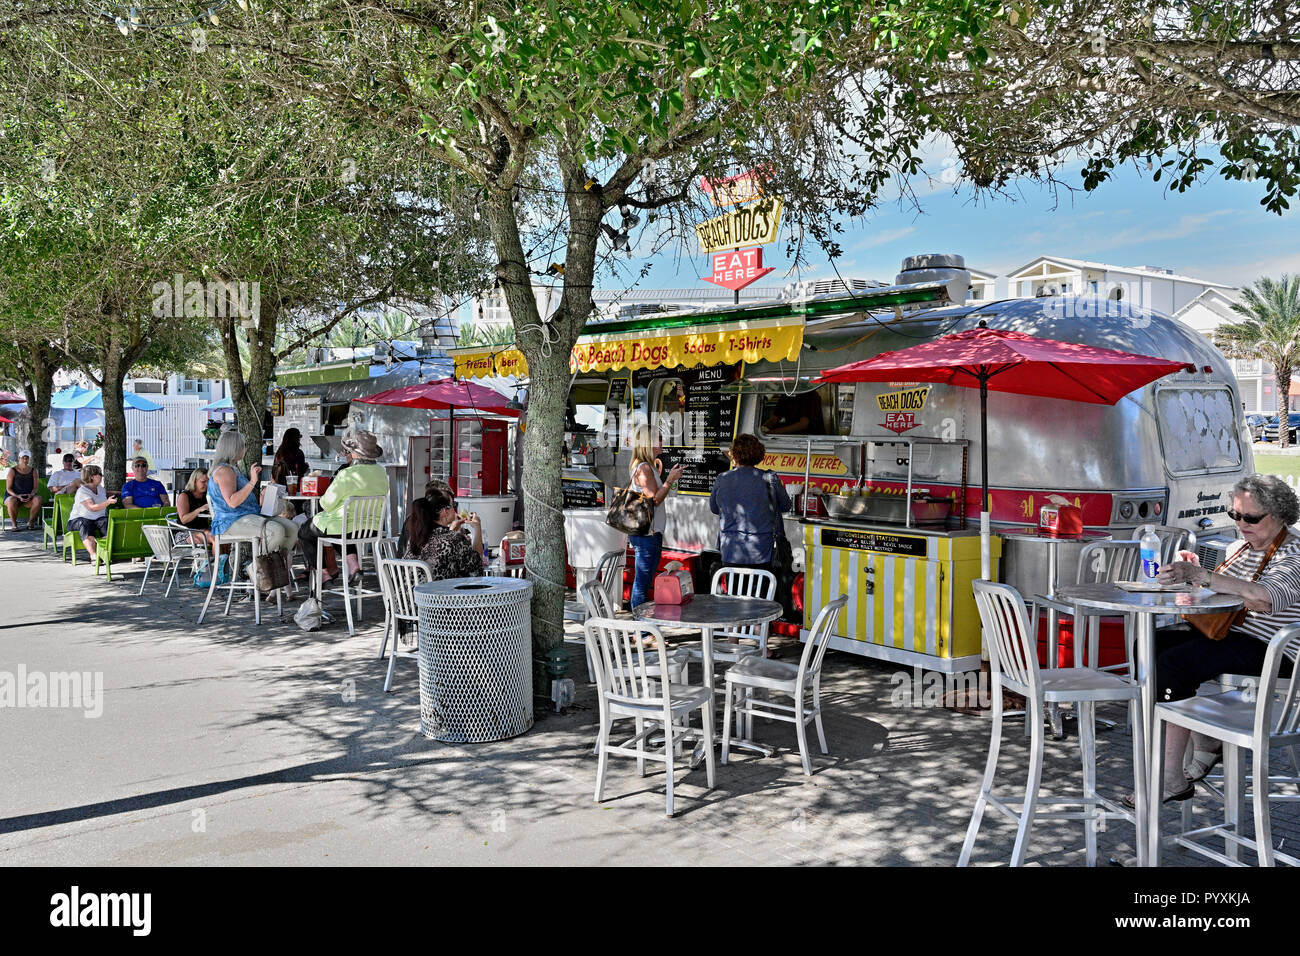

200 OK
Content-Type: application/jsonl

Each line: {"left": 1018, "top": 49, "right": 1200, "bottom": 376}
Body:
{"left": 198, "top": 531, "right": 283, "bottom": 625}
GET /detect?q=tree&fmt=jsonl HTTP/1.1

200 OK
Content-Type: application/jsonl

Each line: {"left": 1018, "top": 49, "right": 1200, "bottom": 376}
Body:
{"left": 878, "top": 1, "right": 1300, "bottom": 211}
{"left": 1217, "top": 276, "right": 1300, "bottom": 449}
{"left": 145, "top": 0, "right": 993, "bottom": 665}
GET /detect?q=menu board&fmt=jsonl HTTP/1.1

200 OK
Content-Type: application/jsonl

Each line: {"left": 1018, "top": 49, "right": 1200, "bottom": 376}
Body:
{"left": 633, "top": 364, "right": 741, "bottom": 496}
{"left": 562, "top": 477, "right": 607, "bottom": 509}
{"left": 606, "top": 376, "right": 629, "bottom": 411}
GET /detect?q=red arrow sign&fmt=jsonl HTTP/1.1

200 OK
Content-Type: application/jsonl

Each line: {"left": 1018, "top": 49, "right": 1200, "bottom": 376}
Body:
{"left": 702, "top": 246, "right": 775, "bottom": 291}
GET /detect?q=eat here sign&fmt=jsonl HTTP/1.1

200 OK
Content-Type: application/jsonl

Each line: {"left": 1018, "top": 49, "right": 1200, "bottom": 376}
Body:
{"left": 703, "top": 246, "right": 774, "bottom": 291}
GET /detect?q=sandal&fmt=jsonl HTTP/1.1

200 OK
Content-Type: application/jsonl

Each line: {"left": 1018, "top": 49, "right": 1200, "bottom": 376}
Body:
{"left": 1122, "top": 780, "right": 1195, "bottom": 809}
{"left": 1186, "top": 749, "right": 1223, "bottom": 783}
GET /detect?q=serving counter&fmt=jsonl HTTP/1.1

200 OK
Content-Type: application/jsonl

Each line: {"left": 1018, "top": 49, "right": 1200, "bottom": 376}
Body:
{"left": 800, "top": 519, "right": 1000, "bottom": 673}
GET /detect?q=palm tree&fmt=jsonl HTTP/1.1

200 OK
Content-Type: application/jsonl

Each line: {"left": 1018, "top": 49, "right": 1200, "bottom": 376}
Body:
{"left": 1216, "top": 275, "right": 1300, "bottom": 449}
{"left": 457, "top": 322, "right": 516, "bottom": 348}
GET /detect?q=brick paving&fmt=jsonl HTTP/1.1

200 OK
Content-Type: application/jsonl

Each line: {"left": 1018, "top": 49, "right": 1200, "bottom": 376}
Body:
{"left": 1, "top": 527, "right": 1295, "bottom": 866}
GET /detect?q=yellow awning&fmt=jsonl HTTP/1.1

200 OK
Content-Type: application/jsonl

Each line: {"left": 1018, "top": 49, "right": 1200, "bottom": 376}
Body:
{"left": 449, "top": 317, "right": 804, "bottom": 378}
{"left": 570, "top": 318, "right": 802, "bottom": 373}
{"left": 451, "top": 348, "right": 528, "bottom": 379}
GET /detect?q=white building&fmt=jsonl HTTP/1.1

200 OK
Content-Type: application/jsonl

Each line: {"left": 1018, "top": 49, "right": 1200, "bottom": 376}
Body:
{"left": 1004, "top": 255, "right": 1235, "bottom": 314}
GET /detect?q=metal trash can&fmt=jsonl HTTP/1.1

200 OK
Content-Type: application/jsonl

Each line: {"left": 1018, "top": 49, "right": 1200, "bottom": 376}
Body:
{"left": 414, "top": 577, "right": 534, "bottom": 743}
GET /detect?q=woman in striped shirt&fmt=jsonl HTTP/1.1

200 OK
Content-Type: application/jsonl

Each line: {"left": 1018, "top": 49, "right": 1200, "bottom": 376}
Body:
{"left": 1150, "top": 474, "right": 1300, "bottom": 802}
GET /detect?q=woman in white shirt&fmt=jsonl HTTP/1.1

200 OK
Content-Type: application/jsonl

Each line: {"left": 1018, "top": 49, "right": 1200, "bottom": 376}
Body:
{"left": 67, "top": 465, "right": 118, "bottom": 561}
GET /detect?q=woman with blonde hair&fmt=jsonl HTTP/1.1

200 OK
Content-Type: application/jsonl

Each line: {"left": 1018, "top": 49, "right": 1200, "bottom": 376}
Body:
{"left": 208, "top": 429, "right": 298, "bottom": 558}
{"left": 626, "top": 424, "right": 683, "bottom": 610}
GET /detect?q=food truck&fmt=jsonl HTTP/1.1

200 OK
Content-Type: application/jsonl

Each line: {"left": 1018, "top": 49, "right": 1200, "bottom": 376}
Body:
{"left": 451, "top": 255, "right": 1254, "bottom": 672}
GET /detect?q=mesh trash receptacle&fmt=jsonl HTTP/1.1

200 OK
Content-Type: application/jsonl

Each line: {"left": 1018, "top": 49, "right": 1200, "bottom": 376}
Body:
{"left": 414, "top": 577, "right": 534, "bottom": 742}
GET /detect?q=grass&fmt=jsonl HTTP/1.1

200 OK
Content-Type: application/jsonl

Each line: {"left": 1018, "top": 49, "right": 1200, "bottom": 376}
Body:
{"left": 1251, "top": 451, "right": 1300, "bottom": 478}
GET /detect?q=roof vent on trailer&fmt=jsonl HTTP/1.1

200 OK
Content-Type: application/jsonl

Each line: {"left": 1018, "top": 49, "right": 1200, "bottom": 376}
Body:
{"left": 780, "top": 277, "right": 880, "bottom": 301}
{"left": 895, "top": 253, "right": 971, "bottom": 306}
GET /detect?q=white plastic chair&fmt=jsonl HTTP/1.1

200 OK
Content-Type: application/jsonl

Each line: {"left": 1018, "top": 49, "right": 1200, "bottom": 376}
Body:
{"left": 959, "top": 580, "right": 1147, "bottom": 867}
{"left": 315, "top": 495, "right": 388, "bottom": 636}
{"left": 680, "top": 567, "right": 775, "bottom": 667}
{"left": 1151, "top": 625, "right": 1300, "bottom": 866}
{"left": 721, "top": 594, "right": 847, "bottom": 775}
{"left": 585, "top": 616, "right": 715, "bottom": 817}
{"left": 376, "top": 558, "right": 431, "bottom": 693}
{"left": 139, "top": 523, "right": 200, "bottom": 598}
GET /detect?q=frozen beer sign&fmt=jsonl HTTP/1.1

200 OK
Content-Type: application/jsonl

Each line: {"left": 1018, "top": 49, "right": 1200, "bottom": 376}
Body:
{"left": 703, "top": 247, "right": 775, "bottom": 292}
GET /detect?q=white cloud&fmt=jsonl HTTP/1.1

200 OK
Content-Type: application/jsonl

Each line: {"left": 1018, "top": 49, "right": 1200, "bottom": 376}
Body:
{"left": 858, "top": 226, "right": 916, "bottom": 249}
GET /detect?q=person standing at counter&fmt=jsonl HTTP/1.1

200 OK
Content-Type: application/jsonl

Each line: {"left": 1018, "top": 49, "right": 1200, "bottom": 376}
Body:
{"left": 298, "top": 428, "right": 389, "bottom": 583}
{"left": 710, "top": 434, "right": 791, "bottom": 576}
{"left": 628, "top": 429, "right": 683, "bottom": 610}
{"left": 273, "top": 428, "right": 309, "bottom": 486}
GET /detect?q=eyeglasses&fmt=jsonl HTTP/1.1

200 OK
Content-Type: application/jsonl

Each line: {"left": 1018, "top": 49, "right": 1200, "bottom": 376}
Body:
{"left": 1228, "top": 509, "right": 1269, "bottom": 524}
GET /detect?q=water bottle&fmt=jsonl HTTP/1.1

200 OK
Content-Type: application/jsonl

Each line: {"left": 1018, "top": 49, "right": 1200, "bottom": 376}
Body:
{"left": 1139, "top": 525, "right": 1161, "bottom": 582}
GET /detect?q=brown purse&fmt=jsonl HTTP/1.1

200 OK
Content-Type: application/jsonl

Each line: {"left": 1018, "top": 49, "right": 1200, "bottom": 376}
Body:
{"left": 1184, "top": 529, "right": 1287, "bottom": 640}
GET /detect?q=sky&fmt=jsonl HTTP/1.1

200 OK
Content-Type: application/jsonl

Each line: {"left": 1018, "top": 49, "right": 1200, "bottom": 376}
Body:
{"left": 630, "top": 154, "right": 1300, "bottom": 294}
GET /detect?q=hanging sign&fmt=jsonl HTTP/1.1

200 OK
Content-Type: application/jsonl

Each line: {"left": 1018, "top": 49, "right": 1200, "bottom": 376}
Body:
{"left": 699, "top": 170, "right": 765, "bottom": 207}
{"left": 703, "top": 247, "right": 775, "bottom": 292}
{"left": 695, "top": 198, "right": 782, "bottom": 254}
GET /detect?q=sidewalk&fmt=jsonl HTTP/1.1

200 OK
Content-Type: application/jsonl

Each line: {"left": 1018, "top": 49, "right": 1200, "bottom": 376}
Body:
{"left": 0, "top": 529, "right": 1292, "bottom": 866}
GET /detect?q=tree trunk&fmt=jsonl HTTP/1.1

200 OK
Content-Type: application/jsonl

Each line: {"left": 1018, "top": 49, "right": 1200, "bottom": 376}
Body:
{"left": 1278, "top": 365, "right": 1292, "bottom": 451}
{"left": 486, "top": 170, "right": 604, "bottom": 677}
{"left": 19, "top": 347, "right": 56, "bottom": 480}
{"left": 100, "top": 350, "right": 128, "bottom": 493}
{"left": 221, "top": 307, "right": 277, "bottom": 479}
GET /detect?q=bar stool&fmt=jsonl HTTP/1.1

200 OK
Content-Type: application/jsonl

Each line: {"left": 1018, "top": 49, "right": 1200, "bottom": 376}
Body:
{"left": 959, "top": 580, "right": 1147, "bottom": 867}
{"left": 314, "top": 495, "right": 388, "bottom": 636}
{"left": 198, "top": 530, "right": 282, "bottom": 625}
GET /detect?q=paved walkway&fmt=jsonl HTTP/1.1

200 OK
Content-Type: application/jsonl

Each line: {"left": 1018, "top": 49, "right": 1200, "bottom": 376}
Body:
{"left": 1, "top": 529, "right": 1294, "bottom": 866}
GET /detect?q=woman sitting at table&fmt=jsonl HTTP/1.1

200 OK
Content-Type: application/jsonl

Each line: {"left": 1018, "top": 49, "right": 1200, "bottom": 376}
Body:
{"left": 402, "top": 491, "right": 483, "bottom": 581}
{"left": 208, "top": 430, "right": 299, "bottom": 564}
{"left": 175, "top": 469, "right": 213, "bottom": 544}
{"left": 1148, "top": 473, "right": 1300, "bottom": 802}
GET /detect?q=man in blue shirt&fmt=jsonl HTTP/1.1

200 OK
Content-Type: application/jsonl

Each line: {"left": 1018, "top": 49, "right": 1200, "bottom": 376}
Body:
{"left": 121, "top": 457, "right": 169, "bottom": 509}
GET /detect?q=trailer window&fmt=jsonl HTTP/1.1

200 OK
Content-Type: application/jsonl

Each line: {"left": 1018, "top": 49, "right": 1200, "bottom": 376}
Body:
{"left": 1157, "top": 386, "right": 1242, "bottom": 474}
{"left": 760, "top": 383, "right": 850, "bottom": 436}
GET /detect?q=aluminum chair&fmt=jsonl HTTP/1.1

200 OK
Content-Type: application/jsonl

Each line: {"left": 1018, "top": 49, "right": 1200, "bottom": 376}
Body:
{"left": 139, "top": 523, "right": 201, "bottom": 598}
{"left": 585, "top": 616, "right": 716, "bottom": 817}
{"left": 566, "top": 549, "right": 625, "bottom": 622}
{"left": 1038, "top": 540, "right": 1141, "bottom": 672}
{"left": 315, "top": 495, "right": 388, "bottom": 636}
{"left": 1151, "top": 625, "right": 1300, "bottom": 866}
{"left": 376, "top": 558, "right": 432, "bottom": 693}
{"left": 198, "top": 529, "right": 283, "bottom": 625}
{"left": 959, "top": 580, "right": 1147, "bottom": 867}
{"left": 578, "top": 579, "right": 688, "bottom": 683}
{"left": 721, "top": 594, "right": 847, "bottom": 775}
{"left": 681, "top": 567, "right": 775, "bottom": 666}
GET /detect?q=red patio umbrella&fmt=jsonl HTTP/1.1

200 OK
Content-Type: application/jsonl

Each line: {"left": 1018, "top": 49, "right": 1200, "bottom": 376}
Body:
{"left": 0, "top": 414, "right": 11, "bottom": 424}
{"left": 817, "top": 321, "right": 1191, "bottom": 574}
{"left": 355, "top": 378, "right": 519, "bottom": 416}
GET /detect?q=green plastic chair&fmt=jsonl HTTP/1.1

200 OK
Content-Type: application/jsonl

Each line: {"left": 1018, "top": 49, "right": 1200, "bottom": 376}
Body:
{"left": 1, "top": 477, "right": 49, "bottom": 531}
{"left": 43, "top": 494, "right": 75, "bottom": 550}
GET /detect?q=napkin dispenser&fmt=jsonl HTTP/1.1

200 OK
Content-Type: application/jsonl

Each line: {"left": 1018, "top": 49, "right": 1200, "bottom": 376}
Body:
{"left": 1039, "top": 494, "right": 1083, "bottom": 536}
{"left": 653, "top": 563, "right": 694, "bottom": 605}
{"left": 301, "top": 474, "right": 332, "bottom": 497}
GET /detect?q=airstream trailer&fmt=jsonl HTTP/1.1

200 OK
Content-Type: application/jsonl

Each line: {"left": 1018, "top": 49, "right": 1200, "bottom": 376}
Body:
{"left": 452, "top": 257, "right": 1253, "bottom": 672}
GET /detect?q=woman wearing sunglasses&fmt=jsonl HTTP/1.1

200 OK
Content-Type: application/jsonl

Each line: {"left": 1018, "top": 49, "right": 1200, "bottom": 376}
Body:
{"left": 1143, "top": 474, "right": 1300, "bottom": 803}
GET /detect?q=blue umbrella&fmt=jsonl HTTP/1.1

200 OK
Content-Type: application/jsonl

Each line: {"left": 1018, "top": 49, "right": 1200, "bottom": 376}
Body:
{"left": 51, "top": 386, "right": 163, "bottom": 412}
{"left": 51, "top": 385, "right": 163, "bottom": 441}
{"left": 202, "top": 395, "right": 234, "bottom": 413}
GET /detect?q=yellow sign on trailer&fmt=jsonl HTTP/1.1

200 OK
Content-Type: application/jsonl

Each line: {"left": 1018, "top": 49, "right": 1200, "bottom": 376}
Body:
{"left": 802, "top": 523, "right": 1000, "bottom": 673}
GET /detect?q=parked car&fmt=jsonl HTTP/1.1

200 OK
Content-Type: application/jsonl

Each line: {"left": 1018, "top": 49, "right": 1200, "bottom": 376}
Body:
{"left": 1263, "top": 413, "right": 1300, "bottom": 443}
{"left": 1245, "top": 413, "right": 1269, "bottom": 442}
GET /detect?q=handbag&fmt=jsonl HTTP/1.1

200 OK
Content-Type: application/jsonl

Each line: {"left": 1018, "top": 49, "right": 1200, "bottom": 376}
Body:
{"left": 605, "top": 480, "right": 655, "bottom": 536}
{"left": 764, "top": 470, "right": 794, "bottom": 572}
{"left": 254, "top": 549, "right": 292, "bottom": 592}
{"left": 1184, "top": 529, "right": 1286, "bottom": 640}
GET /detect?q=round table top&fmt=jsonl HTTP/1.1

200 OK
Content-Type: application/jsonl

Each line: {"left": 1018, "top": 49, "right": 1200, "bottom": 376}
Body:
{"left": 634, "top": 594, "right": 783, "bottom": 628}
{"left": 1055, "top": 582, "right": 1243, "bottom": 615}
{"left": 999, "top": 528, "right": 1112, "bottom": 543}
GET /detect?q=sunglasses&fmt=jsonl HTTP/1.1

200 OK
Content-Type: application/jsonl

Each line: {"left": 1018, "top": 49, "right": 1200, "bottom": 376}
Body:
{"left": 1227, "top": 510, "right": 1269, "bottom": 524}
